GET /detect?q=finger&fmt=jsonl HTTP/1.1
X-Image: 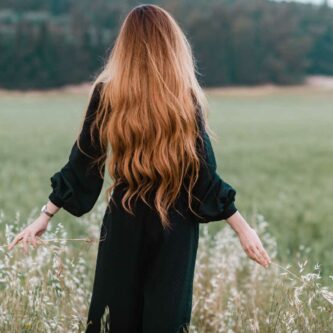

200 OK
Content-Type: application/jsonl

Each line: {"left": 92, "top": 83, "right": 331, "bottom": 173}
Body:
{"left": 252, "top": 246, "right": 266, "bottom": 267}
{"left": 31, "top": 234, "right": 37, "bottom": 248}
{"left": 35, "top": 236, "right": 43, "bottom": 247}
{"left": 33, "top": 234, "right": 43, "bottom": 248}
{"left": 249, "top": 246, "right": 266, "bottom": 267}
{"left": 36, "top": 236, "right": 43, "bottom": 245}
{"left": 255, "top": 247, "right": 269, "bottom": 267}
{"left": 36, "top": 229, "right": 45, "bottom": 237}
{"left": 8, "top": 232, "right": 24, "bottom": 251}
{"left": 246, "top": 247, "right": 261, "bottom": 266}
{"left": 22, "top": 232, "right": 31, "bottom": 254}
{"left": 35, "top": 231, "right": 45, "bottom": 247}
{"left": 259, "top": 246, "right": 271, "bottom": 265}
{"left": 9, "top": 232, "right": 24, "bottom": 248}
{"left": 256, "top": 245, "right": 271, "bottom": 266}
{"left": 264, "top": 248, "right": 271, "bottom": 263}
{"left": 250, "top": 253, "right": 262, "bottom": 266}
{"left": 254, "top": 234, "right": 271, "bottom": 265}
{"left": 31, "top": 231, "right": 42, "bottom": 248}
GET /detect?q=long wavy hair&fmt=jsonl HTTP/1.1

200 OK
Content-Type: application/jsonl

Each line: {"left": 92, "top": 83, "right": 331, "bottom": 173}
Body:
{"left": 78, "top": 4, "right": 214, "bottom": 230}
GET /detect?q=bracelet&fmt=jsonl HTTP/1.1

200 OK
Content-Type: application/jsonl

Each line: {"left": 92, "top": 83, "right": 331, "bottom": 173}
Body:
{"left": 41, "top": 204, "right": 54, "bottom": 218}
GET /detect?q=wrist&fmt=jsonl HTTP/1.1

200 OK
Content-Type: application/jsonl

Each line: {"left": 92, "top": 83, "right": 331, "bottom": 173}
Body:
{"left": 226, "top": 211, "right": 251, "bottom": 235}
{"left": 40, "top": 212, "right": 51, "bottom": 223}
{"left": 40, "top": 203, "right": 55, "bottom": 220}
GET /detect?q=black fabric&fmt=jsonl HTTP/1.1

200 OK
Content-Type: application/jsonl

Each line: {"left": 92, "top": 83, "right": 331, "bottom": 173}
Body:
{"left": 190, "top": 107, "right": 237, "bottom": 222}
{"left": 48, "top": 82, "right": 105, "bottom": 217}
{"left": 48, "top": 84, "right": 237, "bottom": 332}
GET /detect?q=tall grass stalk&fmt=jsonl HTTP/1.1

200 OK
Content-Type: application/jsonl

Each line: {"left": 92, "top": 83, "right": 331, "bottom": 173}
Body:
{"left": 0, "top": 207, "right": 332, "bottom": 332}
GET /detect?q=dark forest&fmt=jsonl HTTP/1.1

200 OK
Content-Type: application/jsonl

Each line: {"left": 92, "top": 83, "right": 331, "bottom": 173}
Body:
{"left": 0, "top": 0, "right": 332, "bottom": 89}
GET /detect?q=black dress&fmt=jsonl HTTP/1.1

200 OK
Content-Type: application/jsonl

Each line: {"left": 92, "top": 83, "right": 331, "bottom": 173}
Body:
{"left": 48, "top": 83, "right": 237, "bottom": 333}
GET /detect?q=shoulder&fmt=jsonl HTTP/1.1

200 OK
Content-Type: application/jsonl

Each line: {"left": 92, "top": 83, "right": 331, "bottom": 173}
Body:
{"left": 91, "top": 81, "right": 104, "bottom": 101}
{"left": 87, "top": 82, "right": 105, "bottom": 112}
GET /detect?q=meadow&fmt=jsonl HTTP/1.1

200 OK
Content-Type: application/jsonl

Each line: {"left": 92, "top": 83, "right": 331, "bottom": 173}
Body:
{"left": 0, "top": 85, "right": 332, "bottom": 331}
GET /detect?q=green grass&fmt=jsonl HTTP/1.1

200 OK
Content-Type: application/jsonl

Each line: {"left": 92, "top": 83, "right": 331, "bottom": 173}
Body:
{"left": 0, "top": 86, "right": 332, "bottom": 278}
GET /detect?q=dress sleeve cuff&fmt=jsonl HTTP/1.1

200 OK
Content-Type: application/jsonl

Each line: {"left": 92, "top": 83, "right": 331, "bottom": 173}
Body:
{"left": 221, "top": 202, "right": 238, "bottom": 220}
{"left": 47, "top": 171, "right": 73, "bottom": 209}
{"left": 48, "top": 192, "right": 65, "bottom": 209}
{"left": 195, "top": 178, "right": 237, "bottom": 223}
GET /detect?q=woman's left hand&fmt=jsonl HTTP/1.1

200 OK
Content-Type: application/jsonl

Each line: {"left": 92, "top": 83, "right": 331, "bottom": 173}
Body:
{"left": 7, "top": 215, "right": 50, "bottom": 254}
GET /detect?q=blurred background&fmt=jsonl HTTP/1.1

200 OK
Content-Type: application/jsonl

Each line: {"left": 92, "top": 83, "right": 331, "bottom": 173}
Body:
{"left": 0, "top": 0, "right": 333, "bottom": 88}
{"left": 0, "top": 1, "right": 332, "bottom": 327}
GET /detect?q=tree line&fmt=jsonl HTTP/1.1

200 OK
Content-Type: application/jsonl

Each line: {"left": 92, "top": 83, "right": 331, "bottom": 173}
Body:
{"left": 0, "top": 0, "right": 332, "bottom": 89}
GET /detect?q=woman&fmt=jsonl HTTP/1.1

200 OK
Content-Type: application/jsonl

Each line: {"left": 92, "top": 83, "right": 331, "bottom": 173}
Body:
{"left": 8, "top": 4, "right": 271, "bottom": 333}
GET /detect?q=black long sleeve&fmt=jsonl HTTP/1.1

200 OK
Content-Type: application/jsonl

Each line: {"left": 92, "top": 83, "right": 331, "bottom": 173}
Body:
{"left": 191, "top": 108, "right": 237, "bottom": 223}
{"left": 48, "top": 83, "right": 106, "bottom": 217}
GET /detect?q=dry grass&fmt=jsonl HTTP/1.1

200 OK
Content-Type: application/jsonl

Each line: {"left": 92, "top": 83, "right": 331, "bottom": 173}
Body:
{"left": 190, "top": 213, "right": 333, "bottom": 332}
{"left": 0, "top": 205, "right": 332, "bottom": 332}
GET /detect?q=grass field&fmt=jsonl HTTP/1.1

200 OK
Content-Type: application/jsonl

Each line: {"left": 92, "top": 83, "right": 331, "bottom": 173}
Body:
{"left": 206, "top": 85, "right": 333, "bottom": 278}
{"left": 0, "top": 85, "right": 332, "bottom": 331}
{"left": 1, "top": 85, "right": 332, "bottom": 273}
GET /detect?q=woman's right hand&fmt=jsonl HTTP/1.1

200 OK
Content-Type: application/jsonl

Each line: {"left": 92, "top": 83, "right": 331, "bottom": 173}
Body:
{"left": 7, "top": 215, "right": 50, "bottom": 253}
{"left": 226, "top": 211, "right": 271, "bottom": 268}
{"left": 236, "top": 225, "right": 271, "bottom": 268}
